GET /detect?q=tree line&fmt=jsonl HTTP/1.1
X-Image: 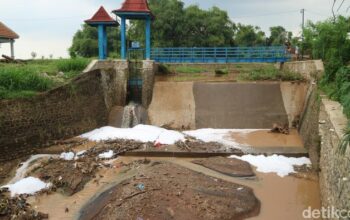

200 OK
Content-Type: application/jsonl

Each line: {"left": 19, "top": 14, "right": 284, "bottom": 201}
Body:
{"left": 69, "top": 0, "right": 294, "bottom": 58}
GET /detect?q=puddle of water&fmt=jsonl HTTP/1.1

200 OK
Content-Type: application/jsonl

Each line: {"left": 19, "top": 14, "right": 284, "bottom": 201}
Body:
{"left": 28, "top": 157, "right": 320, "bottom": 220}
{"left": 161, "top": 157, "right": 321, "bottom": 220}
{"left": 229, "top": 129, "right": 304, "bottom": 148}
{"left": 28, "top": 157, "right": 141, "bottom": 220}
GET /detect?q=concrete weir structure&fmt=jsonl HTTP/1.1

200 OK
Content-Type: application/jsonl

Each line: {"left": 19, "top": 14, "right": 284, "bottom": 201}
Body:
{"left": 0, "top": 59, "right": 321, "bottom": 160}
{"left": 148, "top": 81, "right": 307, "bottom": 129}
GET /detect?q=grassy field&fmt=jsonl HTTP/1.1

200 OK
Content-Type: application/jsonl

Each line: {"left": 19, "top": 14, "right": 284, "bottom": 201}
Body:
{"left": 0, "top": 58, "right": 90, "bottom": 99}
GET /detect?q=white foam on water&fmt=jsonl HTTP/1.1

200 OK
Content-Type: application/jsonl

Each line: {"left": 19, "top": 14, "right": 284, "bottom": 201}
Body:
{"left": 230, "top": 154, "right": 311, "bottom": 177}
{"left": 80, "top": 124, "right": 185, "bottom": 145}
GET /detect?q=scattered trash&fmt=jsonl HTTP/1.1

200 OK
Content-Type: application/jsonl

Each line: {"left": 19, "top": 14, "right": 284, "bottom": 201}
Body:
{"left": 60, "top": 152, "right": 75, "bottom": 161}
{"left": 0, "top": 189, "right": 48, "bottom": 219}
{"left": 74, "top": 150, "right": 87, "bottom": 160}
{"left": 319, "top": 120, "right": 326, "bottom": 124}
{"left": 154, "top": 141, "right": 162, "bottom": 148}
{"left": 136, "top": 183, "right": 145, "bottom": 191}
{"left": 98, "top": 150, "right": 114, "bottom": 159}
{"left": 270, "top": 123, "right": 289, "bottom": 135}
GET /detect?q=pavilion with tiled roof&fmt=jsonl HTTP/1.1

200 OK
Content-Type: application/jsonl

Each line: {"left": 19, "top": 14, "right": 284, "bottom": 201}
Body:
{"left": 113, "top": 0, "right": 154, "bottom": 60}
{"left": 0, "top": 22, "right": 19, "bottom": 58}
{"left": 85, "top": 6, "right": 119, "bottom": 60}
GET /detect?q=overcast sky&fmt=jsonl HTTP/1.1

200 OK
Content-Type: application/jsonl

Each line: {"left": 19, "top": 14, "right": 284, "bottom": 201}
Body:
{"left": 0, "top": 0, "right": 347, "bottom": 59}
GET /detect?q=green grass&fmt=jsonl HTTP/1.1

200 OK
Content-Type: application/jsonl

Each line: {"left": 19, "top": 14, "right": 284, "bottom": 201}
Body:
{"left": 320, "top": 66, "right": 350, "bottom": 118}
{"left": 238, "top": 66, "right": 304, "bottom": 81}
{"left": 0, "top": 58, "right": 90, "bottom": 99}
{"left": 338, "top": 125, "right": 350, "bottom": 155}
{"left": 175, "top": 66, "right": 207, "bottom": 74}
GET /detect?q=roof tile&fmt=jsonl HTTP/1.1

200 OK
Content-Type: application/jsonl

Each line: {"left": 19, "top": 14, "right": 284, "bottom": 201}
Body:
{"left": 0, "top": 22, "right": 19, "bottom": 39}
{"left": 114, "top": 0, "right": 151, "bottom": 13}
{"left": 85, "top": 6, "right": 117, "bottom": 24}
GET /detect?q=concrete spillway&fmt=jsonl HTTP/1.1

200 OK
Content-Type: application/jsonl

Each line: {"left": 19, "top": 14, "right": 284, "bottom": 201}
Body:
{"left": 148, "top": 81, "right": 307, "bottom": 129}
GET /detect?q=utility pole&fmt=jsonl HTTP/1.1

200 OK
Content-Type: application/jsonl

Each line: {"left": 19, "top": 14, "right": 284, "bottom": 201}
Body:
{"left": 300, "top": 9, "right": 305, "bottom": 60}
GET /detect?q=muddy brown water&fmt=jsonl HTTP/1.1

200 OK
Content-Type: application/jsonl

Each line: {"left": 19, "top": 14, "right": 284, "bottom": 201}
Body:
{"left": 228, "top": 129, "right": 304, "bottom": 148}
{"left": 27, "top": 157, "right": 320, "bottom": 220}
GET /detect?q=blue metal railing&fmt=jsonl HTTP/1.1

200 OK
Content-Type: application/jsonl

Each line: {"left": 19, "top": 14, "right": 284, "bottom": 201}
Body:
{"left": 149, "top": 46, "right": 290, "bottom": 63}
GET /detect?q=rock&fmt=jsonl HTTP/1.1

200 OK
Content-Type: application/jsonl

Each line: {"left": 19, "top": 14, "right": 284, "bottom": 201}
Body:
{"left": 192, "top": 157, "right": 255, "bottom": 177}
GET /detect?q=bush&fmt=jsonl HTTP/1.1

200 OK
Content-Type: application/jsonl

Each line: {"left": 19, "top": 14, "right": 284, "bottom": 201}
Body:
{"left": 338, "top": 124, "right": 350, "bottom": 155}
{"left": 323, "top": 66, "right": 350, "bottom": 118}
{"left": 175, "top": 66, "right": 206, "bottom": 74}
{"left": 158, "top": 64, "right": 172, "bottom": 75}
{"left": 0, "top": 66, "right": 54, "bottom": 91}
{"left": 215, "top": 68, "right": 229, "bottom": 76}
{"left": 238, "top": 67, "right": 304, "bottom": 81}
{"left": 56, "top": 58, "right": 90, "bottom": 72}
{"left": 0, "top": 58, "right": 90, "bottom": 100}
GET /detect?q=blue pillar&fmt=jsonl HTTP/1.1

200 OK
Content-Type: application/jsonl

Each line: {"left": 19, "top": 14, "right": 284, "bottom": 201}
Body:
{"left": 145, "top": 16, "right": 151, "bottom": 60}
{"left": 121, "top": 17, "right": 126, "bottom": 59}
{"left": 103, "top": 26, "right": 107, "bottom": 59}
{"left": 98, "top": 24, "right": 105, "bottom": 60}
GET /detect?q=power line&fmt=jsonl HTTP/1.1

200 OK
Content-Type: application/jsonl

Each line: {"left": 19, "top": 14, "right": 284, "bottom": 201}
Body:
{"left": 306, "top": 9, "right": 330, "bottom": 17}
{"left": 231, "top": 10, "right": 299, "bottom": 19}
{"left": 0, "top": 15, "right": 93, "bottom": 22}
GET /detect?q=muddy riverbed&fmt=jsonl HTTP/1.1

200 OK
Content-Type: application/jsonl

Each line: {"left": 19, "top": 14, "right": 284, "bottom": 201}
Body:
{"left": 2, "top": 155, "right": 319, "bottom": 220}
{"left": 0, "top": 135, "right": 320, "bottom": 220}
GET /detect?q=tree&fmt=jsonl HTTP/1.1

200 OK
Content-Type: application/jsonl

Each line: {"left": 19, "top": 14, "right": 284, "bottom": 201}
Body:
{"left": 31, "top": 52, "right": 37, "bottom": 59}
{"left": 128, "top": 0, "right": 235, "bottom": 47}
{"left": 234, "top": 24, "right": 266, "bottom": 46}
{"left": 268, "top": 26, "right": 292, "bottom": 46}
{"left": 303, "top": 16, "right": 350, "bottom": 81}
{"left": 129, "top": 0, "right": 185, "bottom": 47}
{"left": 69, "top": 24, "right": 120, "bottom": 58}
{"left": 181, "top": 6, "right": 235, "bottom": 47}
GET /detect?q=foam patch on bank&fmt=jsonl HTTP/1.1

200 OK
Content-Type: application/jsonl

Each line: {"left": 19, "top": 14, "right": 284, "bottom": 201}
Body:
{"left": 184, "top": 128, "right": 260, "bottom": 148}
{"left": 3, "top": 177, "right": 51, "bottom": 197}
{"left": 230, "top": 154, "right": 311, "bottom": 177}
{"left": 80, "top": 125, "right": 185, "bottom": 145}
{"left": 98, "top": 150, "right": 114, "bottom": 159}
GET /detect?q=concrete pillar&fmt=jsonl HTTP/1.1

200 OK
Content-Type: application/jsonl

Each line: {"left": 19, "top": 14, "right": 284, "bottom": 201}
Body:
{"left": 145, "top": 16, "right": 151, "bottom": 60}
{"left": 141, "top": 60, "right": 155, "bottom": 107}
{"left": 10, "top": 40, "right": 14, "bottom": 59}
{"left": 121, "top": 17, "right": 126, "bottom": 60}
